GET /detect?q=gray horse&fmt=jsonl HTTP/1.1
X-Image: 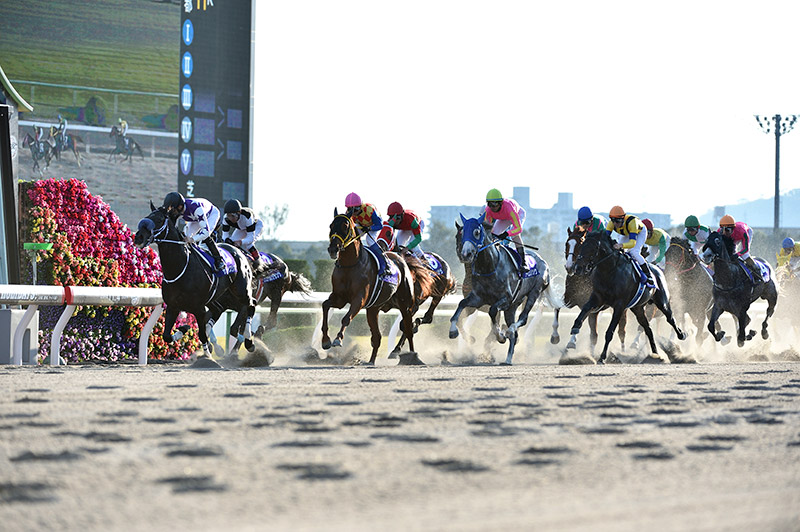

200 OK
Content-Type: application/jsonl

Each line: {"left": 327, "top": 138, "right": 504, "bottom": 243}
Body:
{"left": 449, "top": 213, "right": 561, "bottom": 364}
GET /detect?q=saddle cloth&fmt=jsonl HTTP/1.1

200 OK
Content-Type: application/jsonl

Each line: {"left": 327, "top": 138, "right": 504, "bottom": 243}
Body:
{"left": 364, "top": 247, "right": 400, "bottom": 285}
{"left": 499, "top": 245, "right": 539, "bottom": 279}
{"left": 421, "top": 252, "right": 445, "bottom": 276}
{"left": 196, "top": 246, "right": 237, "bottom": 276}
{"left": 740, "top": 259, "right": 770, "bottom": 283}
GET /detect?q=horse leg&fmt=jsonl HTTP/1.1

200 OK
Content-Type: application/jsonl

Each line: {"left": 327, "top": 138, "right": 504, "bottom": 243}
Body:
{"left": 761, "top": 285, "right": 777, "bottom": 340}
{"left": 320, "top": 296, "right": 343, "bottom": 349}
{"left": 567, "top": 295, "right": 599, "bottom": 349}
{"left": 707, "top": 305, "right": 725, "bottom": 342}
{"left": 401, "top": 306, "right": 416, "bottom": 354}
{"left": 598, "top": 306, "right": 626, "bottom": 364}
{"left": 587, "top": 312, "right": 599, "bottom": 354}
{"left": 419, "top": 296, "right": 440, "bottom": 326}
{"left": 736, "top": 309, "right": 749, "bottom": 347}
{"left": 161, "top": 307, "right": 180, "bottom": 343}
{"left": 263, "top": 293, "right": 281, "bottom": 331}
{"left": 652, "top": 289, "right": 686, "bottom": 341}
{"left": 618, "top": 310, "right": 627, "bottom": 351}
{"left": 333, "top": 300, "right": 363, "bottom": 348}
{"left": 502, "top": 307, "right": 521, "bottom": 365}
{"left": 449, "top": 292, "right": 483, "bottom": 339}
{"left": 366, "top": 308, "right": 381, "bottom": 365}
{"left": 631, "top": 306, "right": 659, "bottom": 357}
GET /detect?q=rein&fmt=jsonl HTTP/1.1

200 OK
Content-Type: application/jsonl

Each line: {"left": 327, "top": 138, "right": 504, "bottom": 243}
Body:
{"left": 330, "top": 215, "right": 362, "bottom": 268}
{"left": 665, "top": 242, "right": 699, "bottom": 275}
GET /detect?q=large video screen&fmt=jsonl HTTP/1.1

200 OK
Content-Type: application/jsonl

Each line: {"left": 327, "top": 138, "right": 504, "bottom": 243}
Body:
{"left": 0, "top": 0, "right": 252, "bottom": 231}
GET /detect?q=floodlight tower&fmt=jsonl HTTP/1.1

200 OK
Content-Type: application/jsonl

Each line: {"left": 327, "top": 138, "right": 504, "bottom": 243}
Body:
{"left": 755, "top": 114, "right": 798, "bottom": 233}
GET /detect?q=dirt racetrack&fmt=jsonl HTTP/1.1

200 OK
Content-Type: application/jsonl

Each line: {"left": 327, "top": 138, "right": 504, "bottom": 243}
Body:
{"left": 1, "top": 360, "right": 798, "bottom": 531}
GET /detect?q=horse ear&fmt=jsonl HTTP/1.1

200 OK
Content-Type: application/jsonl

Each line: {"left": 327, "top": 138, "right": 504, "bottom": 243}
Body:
{"left": 334, "top": 207, "right": 339, "bottom": 217}
{"left": 478, "top": 212, "right": 485, "bottom": 224}
{"left": 455, "top": 221, "right": 462, "bottom": 231}
{"left": 460, "top": 213, "right": 467, "bottom": 225}
{"left": 150, "top": 200, "right": 157, "bottom": 212}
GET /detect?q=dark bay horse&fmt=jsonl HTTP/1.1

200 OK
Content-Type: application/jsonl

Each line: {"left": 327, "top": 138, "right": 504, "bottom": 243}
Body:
{"left": 252, "top": 252, "right": 313, "bottom": 333}
{"left": 21, "top": 132, "right": 53, "bottom": 175}
{"left": 49, "top": 127, "right": 82, "bottom": 166}
{"left": 701, "top": 232, "right": 778, "bottom": 347}
{"left": 449, "top": 213, "right": 560, "bottom": 365}
{"left": 664, "top": 236, "right": 716, "bottom": 344}
{"left": 134, "top": 204, "right": 257, "bottom": 355}
{"left": 568, "top": 231, "right": 685, "bottom": 363}
{"left": 564, "top": 227, "right": 627, "bottom": 352}
{"left": 321, "top": 210, "right": 423, "bottom": 364}
{"left": 109, "top": 125, "right": 144, "bottom": 163}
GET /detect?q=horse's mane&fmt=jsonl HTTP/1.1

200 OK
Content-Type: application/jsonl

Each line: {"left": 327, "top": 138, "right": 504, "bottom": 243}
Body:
{"left": 404, "top": 254, "right": 437, "bottom": 299}
{"left": 670, "top": 236, "right": 690, "bottom": 247}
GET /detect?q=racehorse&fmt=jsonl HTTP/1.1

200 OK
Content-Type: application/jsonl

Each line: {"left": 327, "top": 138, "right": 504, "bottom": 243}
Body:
{"left": 134, "top": 203, "right": 257, "bottom": 356}
{"left": 701, "top": 231, "right": 778, "bottom": 347}
{"left": 109, "top": 125, "right": 144, "bottom": 163}
{"left": 48, "top": 127, "right": 82, "bottom": 167}
{"left": 664, "top": 236, "right": 716, "bottom": 344}
{"left": 564, "top": 227, "right": 627, "bottom": 353}
{"left": 21, "top": 132, "right": 53, "bottom": 175}
{"left": 567, "top": 231, "right": 685, "bottom": 363}
{"left": 449, "top": 213, "right": 561, "bottom": 365}
{"left": 321, "top": 210, "right": 424, "bottom": 364}
{"left": 389, "top": 251, "right": 456, "bottom": 354}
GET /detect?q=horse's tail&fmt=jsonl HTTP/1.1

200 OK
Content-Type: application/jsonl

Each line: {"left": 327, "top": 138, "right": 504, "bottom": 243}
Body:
{"left": 286, "top": 271, "right": 313, "bottom": 295}
{"left": 404, "top": 254, "right": 436, "bottom": 300}
{"left": 72, "top": 135, "right": 84, "bottom": 145}
{"left": 135, "top": 143, "right": 144, "bottom": 158}
{"left": 541, "top": 270, "right": 564, "bottom": 309}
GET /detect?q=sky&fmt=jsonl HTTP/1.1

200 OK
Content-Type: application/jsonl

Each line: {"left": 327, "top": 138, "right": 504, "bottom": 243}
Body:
{"left": 252, "top": 1, "right": 800, "bottom": 241}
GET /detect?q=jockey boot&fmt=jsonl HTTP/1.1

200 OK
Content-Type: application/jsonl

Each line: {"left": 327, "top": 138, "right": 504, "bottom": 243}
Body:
{"left": 516, "top": 245, "right": 529, "bottom": 274}
{"left": 641, "top": 262, "right": 656, "bottom": 288}
{"left": 368, "top": 243, "right": 387, "bottom": 276}
{"left": 745, "top": 257, "right": 762, "bottom": 285}
{"left": 205, "top": 238, "right": 225, "bottom": 271}
{"left": 249, "top": 247, "right": 267, "bottom": 276}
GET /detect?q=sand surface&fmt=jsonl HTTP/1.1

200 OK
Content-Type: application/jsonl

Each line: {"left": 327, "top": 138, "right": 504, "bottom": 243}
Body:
{"left": 1, "top": 361, "right": 799, "bottom": 531}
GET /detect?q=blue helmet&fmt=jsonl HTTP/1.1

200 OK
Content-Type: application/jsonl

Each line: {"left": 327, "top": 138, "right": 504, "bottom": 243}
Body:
{"left": 577, "top": 206, "right": 593, "bottom": 221}
{"left": 782, "top": 237, "right": 794, "bottom": 249}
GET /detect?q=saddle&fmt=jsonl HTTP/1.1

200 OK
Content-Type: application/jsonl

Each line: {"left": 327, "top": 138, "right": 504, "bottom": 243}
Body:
{"left": 498, "top": 245, "right": 539, "bottom": 279}
{"left": 196, "top": 245, "right": 237, "bottom": 277}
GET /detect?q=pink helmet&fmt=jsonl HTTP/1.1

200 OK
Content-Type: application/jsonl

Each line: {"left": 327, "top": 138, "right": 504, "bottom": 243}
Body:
{"left": 642, "top": 218, "right": 653, "bottom": 231}
{"left": 387, "top": 202, "right": 404, "bottom": 216}
{"left": 345, "top": 192, "right": 362, "bottom": 208}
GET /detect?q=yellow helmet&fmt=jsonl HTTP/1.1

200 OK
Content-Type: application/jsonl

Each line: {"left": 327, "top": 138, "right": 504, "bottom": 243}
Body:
{"left": 486, "top": 188, "right": 503, "bottom": 202}
{"left": 719, "top": 214, "right": 736, "bottom": 227}
{"left": 609, "top": 205, "right": 625, "bottom": 218}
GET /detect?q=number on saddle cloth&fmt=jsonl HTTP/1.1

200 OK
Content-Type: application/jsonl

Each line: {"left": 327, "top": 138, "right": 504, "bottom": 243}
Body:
{"left": 365, "top": 247, "right": 400, "bottom": 284}
{"left": 197, "top": 245, "right": 237, "bottom": 276}
{"left": 258, "top": 252, "right": 284, "bottom": 282}
{"left": 422, "top": 252, "right": 445, "bottom": 276}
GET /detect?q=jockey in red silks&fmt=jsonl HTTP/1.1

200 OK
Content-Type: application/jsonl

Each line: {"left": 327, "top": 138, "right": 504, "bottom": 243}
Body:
{"left": 718, "top": 214, "right": 762, "bottom": 285}
{"left": 386, "top": 202, "right": 424, "bottom": 257}
{"left": 484, "top": 188, "right": 528, "bottom": 273}
{"left": 345, "top": 192, "right": 387, "bottom": 275}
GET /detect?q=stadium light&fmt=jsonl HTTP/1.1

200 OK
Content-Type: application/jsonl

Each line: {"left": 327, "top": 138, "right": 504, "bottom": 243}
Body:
{"left": 755, "top": 114, "right": 798, "bottom": 233}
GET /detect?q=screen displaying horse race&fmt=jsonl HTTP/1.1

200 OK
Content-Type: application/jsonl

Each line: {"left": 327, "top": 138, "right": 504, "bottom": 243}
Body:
{"left": 0, "top": 0, "right": 252, "bottom": 232}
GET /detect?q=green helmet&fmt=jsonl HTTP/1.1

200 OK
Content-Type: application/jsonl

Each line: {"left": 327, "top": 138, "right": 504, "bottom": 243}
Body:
{"left": 486, "top": 188, "right": 503, "bottom": 202}
{"left": 684, "top": 215, "right": 699, "bottom": 227}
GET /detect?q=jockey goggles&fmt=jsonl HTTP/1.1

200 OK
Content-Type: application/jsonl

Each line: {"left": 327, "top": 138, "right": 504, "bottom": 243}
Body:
{"left": 611, "top": 217, "right": 624, "bottom": 223}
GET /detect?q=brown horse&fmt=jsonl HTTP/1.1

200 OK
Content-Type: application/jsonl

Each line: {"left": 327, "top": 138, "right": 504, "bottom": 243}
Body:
{"left": 49, "top": 126, "right": 82, "bottom": 167}
{"left": 564, "top": 226, "right": 627, "bottom": 353}
{"left": 321, "top": 210, "right": 422, "bottom": 364}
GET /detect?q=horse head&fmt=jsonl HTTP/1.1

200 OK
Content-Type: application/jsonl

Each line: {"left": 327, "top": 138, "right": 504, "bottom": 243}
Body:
{"left": 574, "top": 231, "right": 614, "bottom": 275}
{"left": 701, "top": 231, "right": 733, "bottom": 264}
{"left": 328, "top": 208, "right": 357, "bottom": 259}
{"left": 134, "top": 204, "right": 174, "bottom": 249}
{"left": 665, "top": 236, "right": 696, "bottom": 273}
{"left": 457, "top": 213, "right": 488, "bottom": 264}
{"left": 109, "top": 126, "right": 118, "bottom": 138}
{"left": 565, "top": 226, "right": 586, "bottom": 273}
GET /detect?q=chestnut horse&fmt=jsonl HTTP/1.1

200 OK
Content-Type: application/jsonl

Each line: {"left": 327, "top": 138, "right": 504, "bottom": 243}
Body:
{"left": 321, "top": 210, "right": 424, "bottom": 364}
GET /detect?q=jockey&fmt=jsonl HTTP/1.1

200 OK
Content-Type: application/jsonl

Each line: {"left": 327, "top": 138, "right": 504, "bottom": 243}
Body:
{"left": 718, "top": 214, "right": 761, "bottom": 285}
{"left": 683, "top": 215, "right": 711, "bottom": 257}
{"left": 57, "top": 114, "right": 68, "bottom": 144}
{"left": 484, "top": 188, "right": 529, "bottom": 274}
{"left": 642, "top": 218, "right": 670, "bottom": 268}
{"left": 222, "top": 199, "right": 267, "bottom": 274}
{"left": 777, "top": 237, "right": 800, "bottom": 273}
{"left": 344, "top": 192, "right": 387, "bottom": 275}
{"left": 573, "top": 206, "right": 607, "bottom": 234}
{"left": 34, "top": 125, "right": 45, "bottom": 143}
{"left": 118, "top": 118, "right": 129, "bottom": 148}
{"left": 162, "top": 191, "right": 224, "bottom": 271}
{"left": 386, "top": 202, "right": 424, "bottom": 257}
{"left": 606, "top": 205, "right": 654, "bottom": 287}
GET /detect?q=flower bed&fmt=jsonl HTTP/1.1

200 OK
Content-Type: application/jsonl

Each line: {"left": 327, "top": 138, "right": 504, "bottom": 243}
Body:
{"left": 21, "top": 178, "right": 200, "bottom": 363}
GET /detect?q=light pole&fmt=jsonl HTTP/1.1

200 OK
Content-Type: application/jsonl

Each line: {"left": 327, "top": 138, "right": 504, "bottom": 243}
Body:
{"left": 755, "top": 114, "right": 798, "bottom": 233}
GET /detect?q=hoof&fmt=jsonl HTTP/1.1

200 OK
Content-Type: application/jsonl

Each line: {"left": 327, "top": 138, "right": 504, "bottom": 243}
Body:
{"left": 245, "top": 338, "right": 254, "bottom": 352}
{"left": 714, "top": 331, "right": 725, "bottom": 342}
{"left": 676, "top": 329, "right": 686, "bottom": 341}
{"left": 762, "top": 329, "right": 769, "bottom": 340}
{"left": 449, "top": 330, "right": 459, "bottom": 339}
{"left": 566, "top": 340, "right": 576, "bottom": 350}
{"left": 550, "top": 334, "right": 560, "bottom": 345}
{"left": 499, "top": 362, "right": 512, "bottom": 366}
{"left": 388, "top": 349, "right": 400, "bottom": 359}
{"left": 598, "top": 357, "right": 606, "bottom": 365}
{"left": 746, "top": 330, "right": 756, "bottom": 340}
{"left": 321, "top": 341, "right": 332, "bottom": 350}
{"left": 331, "top": 338, "right": 342, "bottom": 348}
{"left": 738, "top": 338, "right": 745, "bottom": 348}
{"left": 254, "top": 325, "right": 265, "bottom": 337}
{"left": 720, "top": 336, "right": 731, "bottom": 346}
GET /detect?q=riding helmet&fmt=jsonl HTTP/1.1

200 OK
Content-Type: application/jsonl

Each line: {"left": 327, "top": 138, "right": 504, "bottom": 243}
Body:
{"left": 609, "top": 205, "right": 625, "bottom": 218}
{"left": 719, "top": 214, "right": 736, "bottom": 227}
{"left": 642, "top": 218, "right": 653, "bottom": 231}
{"left": 224, "top": 199, "right": 242, "bottom": 214}
{"left": 783, "top": 237, "right": 795, "bottom": 249}
{"left": 486, "top": 189, "right": 503, "bottom": 202}
{"left": 345, "top": 192, "right": 362, "bottom": 208}
{"left": 684, "top": 215, "right": 700, "bottom": 228}
{"left": 162, "top": 191, "right": 185, "bottom": 209}
{"left": 387, "top": 202, "right": 404, "bottom": 216}
{"left": 577, "top": 206, "right": 593, "bottom": 221}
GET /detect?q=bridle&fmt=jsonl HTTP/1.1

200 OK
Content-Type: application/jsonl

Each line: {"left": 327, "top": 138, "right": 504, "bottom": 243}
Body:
{"left": 574, "top": 238, "right": 614, "bottom": 275}
{"left": 330, "top": 214, "right": 361, "bottom": 267}
{"left": 665, "top": 241, "right": 699, "bottom": 275}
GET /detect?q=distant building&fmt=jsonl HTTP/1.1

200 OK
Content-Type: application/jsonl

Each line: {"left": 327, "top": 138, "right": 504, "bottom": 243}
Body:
{"left": 430, "top": 186, "right": 672, "bottom": 244}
